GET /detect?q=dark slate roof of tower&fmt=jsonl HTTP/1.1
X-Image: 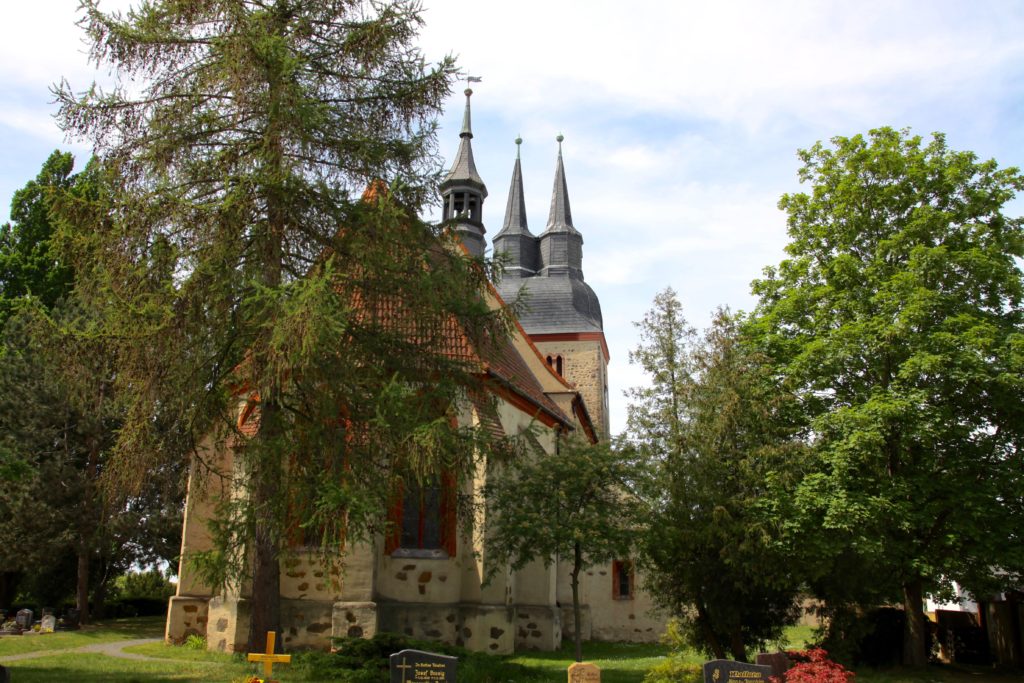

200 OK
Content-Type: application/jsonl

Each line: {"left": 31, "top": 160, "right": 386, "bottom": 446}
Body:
{"left": 495, "top": 138, "right": 533, "bottom": 238}
{"left": 441, "top": 88, "right": 487, "bottom": 195}
{"left": 496, "top": 276, "right": 603, "bottom": 334}
{"left": 540, "top": 134, "right": 579, "bottom": 237}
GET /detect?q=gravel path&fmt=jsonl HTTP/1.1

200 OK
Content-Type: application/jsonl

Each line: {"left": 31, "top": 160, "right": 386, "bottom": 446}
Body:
{"left": 0, "top": 638, "right": 163, "bottom": 663}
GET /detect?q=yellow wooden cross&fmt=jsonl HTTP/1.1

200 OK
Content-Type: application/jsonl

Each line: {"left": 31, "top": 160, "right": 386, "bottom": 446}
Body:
{"left": 247, "top": 631, "right": 291, "bottom": 682}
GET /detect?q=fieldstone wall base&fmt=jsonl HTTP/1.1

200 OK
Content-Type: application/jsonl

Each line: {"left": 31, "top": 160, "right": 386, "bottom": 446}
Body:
{"left": 206, "top": 596, "right": 250, "bottom": 653}
{"left": 559, "top": 604, "right": 591, "bottom": 642}
{"left": 332, "top": 601, "right": 379, "bottom": 642}
{"left": 378, "top": 602, "right": 518, "bottom": 654}
{"left": 165, "top": 596, "right": 210, "bottom": 644}
{"left": 515, "top": 604, "right": 562, "bottom": 651}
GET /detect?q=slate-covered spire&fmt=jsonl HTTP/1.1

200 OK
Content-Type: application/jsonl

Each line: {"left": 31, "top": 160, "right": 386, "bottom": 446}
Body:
{"left": 538, "top": 135, "right": 583, "bottom": 278}
{"left": 544, "top": 134, "right": 580, "bottom": 235}
{"left": 493, "top": 137, "right": 539, "bottom": 276}
{"left": 440, "top": 88, "right": 488, "bottom": 256}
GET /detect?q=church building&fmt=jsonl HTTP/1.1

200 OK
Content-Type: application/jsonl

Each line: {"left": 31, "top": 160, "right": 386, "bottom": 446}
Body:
{"left": 165, "top": 89, "right": 662, "bottom": 654}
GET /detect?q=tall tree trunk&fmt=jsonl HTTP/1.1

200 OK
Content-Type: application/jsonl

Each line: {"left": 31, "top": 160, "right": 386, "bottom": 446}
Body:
{"left": 571, "top": 541, "right": 583, "bottom": 663}
{"left": 729, "top": 626, "right": 746, "bottom": 662}
{"left": 91, "top": 558, "right": 110, "bottom": 620}
{"left": 695, "top": 598, "right": 725, "bottom": 659}
{"left": 902, "top": 578, "right": 928, "bottom": 667}
{"left": 247, "top": 39, "right": 287, "bottom": 651}
{"left": 76, "top": 548, "right": 90, "bottom": 625}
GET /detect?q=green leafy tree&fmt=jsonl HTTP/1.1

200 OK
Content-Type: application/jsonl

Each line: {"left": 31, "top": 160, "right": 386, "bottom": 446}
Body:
{"left": 0, "top": 150, "right": 77, "bottom": 324}
{"left": 483, "top": 436, "right": 640, "bottom": 662}
{"left": 55, "top": 0, "right": 505, "bottom": 650}
{"left": 0, "top": 154, "right": 182, "bottom": 620}
{"left": 629, "top": 290, "right": 805, "bottom": 661}
{"left": 750, "top": 128, "right": 1024, "bottom": 666}
{"left": 0, "top": 302, "right": 182, "bottom": 622}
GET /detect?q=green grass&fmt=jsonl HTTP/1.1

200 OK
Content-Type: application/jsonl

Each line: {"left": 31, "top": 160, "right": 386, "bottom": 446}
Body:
{"left": 0, "top": 616, "right": 165, "bottom": 655}
{"left": 2, "top": 619, "right": 1022, "bottom": 683}
{"left": 509, "top": 640, "right": 670, "bottom": 683}
{"left": 2, "top": 652, "right": 248, "bottom": 682}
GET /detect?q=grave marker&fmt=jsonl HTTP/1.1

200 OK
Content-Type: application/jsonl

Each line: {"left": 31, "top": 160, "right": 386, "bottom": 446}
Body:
{"left": 40, "top": 614, "right": 56, "bottom": 632}
{"left": 568, "top": 661, "right": 601, "bottom": 682}
{"left": 15, "top": 609, "right": 32, "bottom": 631}
{"left": 755, "top": 652, "right": 792, "bottom": 678}
{"left": 389, "top": 648, "right": 458, "bottom": 682}
{"left": 246, "top": 631, "right": 291, "bottom": 683}
{"left": 703, "top": 659, "right": 772, "bottom": 683}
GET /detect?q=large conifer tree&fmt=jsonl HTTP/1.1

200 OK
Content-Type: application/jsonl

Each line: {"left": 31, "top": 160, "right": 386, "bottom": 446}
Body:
{"left": 56, "top": 0, "right": 505, "bottom": 650}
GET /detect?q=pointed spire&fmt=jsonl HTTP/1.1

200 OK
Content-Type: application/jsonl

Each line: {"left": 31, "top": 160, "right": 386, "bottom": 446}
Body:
{"left": 441, "top": 89, "right": 487, "bottom": 192}
{"left": 545, "top": 134, "right": 578, "bottom": 235}
{"left": 497, "top": 137, "right": 531, "bottom": 236}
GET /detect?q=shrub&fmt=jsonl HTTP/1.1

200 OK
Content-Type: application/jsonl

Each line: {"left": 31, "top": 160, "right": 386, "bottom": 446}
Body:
{"left": 184, "top": 633, "right": 207, "bottom": 650}
{"left": 774, "top": 648, "right": 854, "bottom": 683}
{"left": 292, "top": 632, "right": 542, "bottom": 683}
{"left": 643, "top": 658, "right": 702, "bottom": 683}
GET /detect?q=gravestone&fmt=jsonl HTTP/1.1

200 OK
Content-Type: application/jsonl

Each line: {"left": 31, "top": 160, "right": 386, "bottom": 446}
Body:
{"left": 59, "top": 607, "right": 81, "bottom": 631}
{"left": 41, "top": 614, "right": 57, "bottom": 632}
{"left": 0, "top": 663, "right": 9, "bottom": 683}
{"left": 389, "top": 648, "right": 458, "bottom": 682}
{"left": 703, "top": 659, "right": 772, "bottom": 683}
{"left": 568, "top": 661, "right": 601, "bottom": 682}
{"left": 755, "top": 652, "right": 792, "bottom": 678}
{"left": 15, "top": 609, "right": 33, "bottom": 630}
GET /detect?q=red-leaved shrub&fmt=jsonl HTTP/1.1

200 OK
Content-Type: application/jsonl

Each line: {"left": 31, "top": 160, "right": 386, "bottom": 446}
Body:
{"left": 770, "top": 648, "right": 854, "bottom": 683}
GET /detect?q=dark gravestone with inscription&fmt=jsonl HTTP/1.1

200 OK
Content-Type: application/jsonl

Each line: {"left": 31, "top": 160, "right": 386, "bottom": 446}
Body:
{"left": 389, "top": 648, "right": 457, "bottom": 683}
{"left": 704, "top": 659, "right": 772, "bottom": 683}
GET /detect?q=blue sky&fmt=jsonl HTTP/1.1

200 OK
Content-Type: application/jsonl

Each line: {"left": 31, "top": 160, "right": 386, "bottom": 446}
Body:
{"left": 3, "top": 1, "right": 1024, "bottom": 435}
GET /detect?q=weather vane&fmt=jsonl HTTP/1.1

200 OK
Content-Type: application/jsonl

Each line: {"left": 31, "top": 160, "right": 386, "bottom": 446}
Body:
{"left": 466, "top": 75, "right": 482, "bottom": 85}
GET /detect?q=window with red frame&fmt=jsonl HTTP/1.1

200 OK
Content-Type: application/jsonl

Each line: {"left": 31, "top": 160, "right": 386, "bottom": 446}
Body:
{"left": 386, "top": 474, "right": 456, "bottom": 556}
{"left": 612, "top": 559, "right": 634, "bottom": 599}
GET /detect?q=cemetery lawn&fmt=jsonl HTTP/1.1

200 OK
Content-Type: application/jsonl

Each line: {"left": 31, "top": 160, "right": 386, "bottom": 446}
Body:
{"left": 0, "top": 615, "right": 164, "bottom": 655}
{"left": 2, "top": 619, "right": 1022, "bottom": 683}
{"left": 509, "top": 640, "right": 671, "bottom": 682}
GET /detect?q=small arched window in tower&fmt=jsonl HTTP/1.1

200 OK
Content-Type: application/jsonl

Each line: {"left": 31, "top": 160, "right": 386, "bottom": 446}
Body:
{"left": 467, "top": 196, "right": 477, "bottom": 221}
{"left": 453, "top": 193, "right": 465, "bottom": 216}
{"left": 545, "top": 355, "right": 564, "bottom": 376}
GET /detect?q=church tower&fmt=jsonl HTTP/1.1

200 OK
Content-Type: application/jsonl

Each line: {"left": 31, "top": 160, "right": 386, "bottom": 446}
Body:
{"left": 440, "top": 89, "right": 488, "bottom": 257}
{"left": 494, "top": 137, "right": 610, "bottom": 438}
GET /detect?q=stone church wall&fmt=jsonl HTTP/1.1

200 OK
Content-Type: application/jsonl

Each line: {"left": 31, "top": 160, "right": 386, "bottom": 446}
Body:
{"left": 533, "top": 338, "right": 608, "bottom": 438}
